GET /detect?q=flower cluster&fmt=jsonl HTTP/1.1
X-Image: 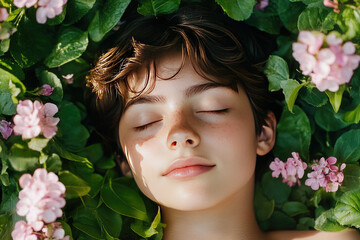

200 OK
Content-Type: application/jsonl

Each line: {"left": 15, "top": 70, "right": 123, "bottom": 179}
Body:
{"left": 13, "top": 0, "right": 67, "bottom": 24}
{"left": 12, "top": 169, "right": 69, "bottom": 240}
{"left": 0, "top": 120, "right": 13, "bottom": 139}
{"left": 13, "top": 100, "right": 59, "bottom": 139}
{"left": 254, "top": 0, "right": 269, "bottom": 11}
{"left": 269, "top": 152, "right": 308, "bottom": 187}
{"left": 292, "top": 31, "right": 360, "bottom": 92}
{"left": 305, "top": 157, "right": 346, "bottom": 192}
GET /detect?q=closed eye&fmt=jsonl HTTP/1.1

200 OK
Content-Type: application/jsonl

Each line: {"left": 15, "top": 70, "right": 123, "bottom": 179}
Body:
{"left": 197, "top": 108, "right": 229, "bottom": 114}
{"left": 134, "top": 120, "right": 162, "bottom": 131}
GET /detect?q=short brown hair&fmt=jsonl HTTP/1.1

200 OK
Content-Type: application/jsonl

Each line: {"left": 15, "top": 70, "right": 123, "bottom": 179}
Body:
{"left": 86, "top": 3, "right": 277, "bottom": 152}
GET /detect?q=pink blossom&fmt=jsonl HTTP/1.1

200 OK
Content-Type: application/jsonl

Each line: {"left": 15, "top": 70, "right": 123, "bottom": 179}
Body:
{"left": 0, "top": 8, "right": 9, "bottom": 22}
{"left": 16, "top": 169, "right": 66, "bottom": 229}
{"left": 13, "top": 100, "right": 42, "bottom": 139}
{"left": 0, "top": 120, "right": 13, "bottom": 139}
{"left": 13, "top": 100, "right": 59, "bottom": 139}
{"left": 39, "top": 103, "right": 60, "bottom": 139}
{"left": 323, "top": 0, "right": 340, "bottom": 13}
{"left": 62, "top": 74, "right": 74, "bottom": 84}
{"left": 36, "top": 0, "right": 67, "bottom": 24}
{"left": 269, "top": 152, "right": 307, "bottom": 187}
{"left": 305, "top": 156, "right": 346, "bottom": 192}
{"left": 11, "top": 221, "right": 37, "bottom": 240}
{"left": 13, "top": 0, "right": 37, "bottom": 8}
{"left": 38, "top": 84, "right": 54, "bottom": 96}
{"left": 254, "top": 0, "right": 269, "bottom": 11}
{"left": 293, "top": 31, "right": 360, "bottom": 92}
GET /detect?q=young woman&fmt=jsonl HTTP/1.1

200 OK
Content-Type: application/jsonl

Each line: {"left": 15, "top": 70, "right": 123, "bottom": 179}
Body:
{"left": 87, "top": 4, "right": 359, "bottom": 240}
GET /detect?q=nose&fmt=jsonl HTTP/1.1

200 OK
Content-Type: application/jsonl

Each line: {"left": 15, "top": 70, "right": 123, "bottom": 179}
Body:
{"left": 166, "top": 111, "right": 200, "bottom": 150}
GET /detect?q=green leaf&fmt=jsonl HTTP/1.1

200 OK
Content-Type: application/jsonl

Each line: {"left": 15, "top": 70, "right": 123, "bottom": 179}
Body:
{"left": 315, "top": 209, "right": 346, "bottom": 231}
{"left": 77, "top": 144, "right": 104, "bottom": 164}
{"left": 262, "top": 172, "right": 291, "bottom": 205}
{"left": 273, "top": 105, "right": 311, "bottom": 160}
{"left": 46, "top": 153, "right": 62, "bottom": 173}
{"left": 8, "top": 143, "right": 40, "bottom": 172}
{"left": 59, "top": 171, "right": 91, "bottom": 199}
{"left": 101, "top": 178, "right": 148, "bottom": 221}
{"left": 282, "top": 201, "right": 309, "bottom": 217}
{"left": 0, "top": 58, "right": 25, "bottom": 82}
{"left": 86, "top": 173, "right": 104, "bottom": 198}
{"left": 215, "top": 0, "right": 256, "bottom": 21}
{"left": 28, "top": 138, "right": 50, "bottom": 152}
{"left": 39, "top": 70, "right": 63, "bottom": 103}
{"left": 325, "top": 84, "right": 346, "bottom": 113}
{"left": 296, "top": 217, "right": 315, "bottom": 230}
{"left": 64, "top": 0, "right": 96, "bottom": 25}
{"left": 254, "top": 185, "right": 275, "bottom": 221}
{"left": 0, "top": 39, "right": 10, "bottom": 56}
{"left": 268, "top": 211, "right": 297, "bottom": 230}
{"left": 57, "top": 102, "right": 90, "bottom": 151}
{"left": 73, "top": 205, "right": 103, "bottom": 239}
{"left": 343, "top": 104, "right": 360, "bottom": 124}
{"left": 0, "top": 93, "right": 16, "bottom": 115}
{"left": 298, "top": 7, "right": 332, "bottom": 31}
{"left": 131, "top": 207, "right": 162, "bottom": 238}
{"left": 50, "top": 141, "right": 93, "bottom": 168}
{"left": 335, "top": 8, "right": 360, "bottom": 39}
{"left": 334, "top": 129, "right": 360, "bottom": 163}
{"left": 137, "top": 0, "right": 180, "bottom": 16}
{"left": 46, "top": 6, "right": 67, "bottom": 25}
{"left": 301, "top": 87, "right": 328, "bottom": 107}
{"left": 280, "top": 80, "right": 306, "bottom": 113}
{"left": 314, "top": 106, "right": 349, "bottom": 132}
{"left": 88, "top": 0, "right": 131, "bottom": 42}
{"left": 334, "top": 190, "right": 360, "bottom": 228}
{"left": 97, "top": 204, "right": 123, "bottom": 237}
{"left": 10, "top": 17, "right": 54, "bottom": 68}
{"left": 44, "top": 27, "right": 88, "bottom": 68}
{"left": 341, "top": 164, "right": 360, "bottom": 192}
{"left": 246, "top": 10, "right": 281, "bottom": 35}
{"left": 277, "top": 0, "right": 305, "bottom": 33}
{"left": 264, "top": 55, "right": 290, "bottom": 91}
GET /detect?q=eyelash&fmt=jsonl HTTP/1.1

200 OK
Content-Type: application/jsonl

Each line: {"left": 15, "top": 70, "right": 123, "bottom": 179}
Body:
{"left": 134, "top": 109, "right": 229, "bottom": 131}
{"left": 134, "top": 120, "right": 161, "bottom": 131}
{"left": 199, "top": 108, "right": 229, "bottom": 114}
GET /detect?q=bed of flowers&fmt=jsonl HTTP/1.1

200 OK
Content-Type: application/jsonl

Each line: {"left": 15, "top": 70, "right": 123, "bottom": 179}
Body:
{"left": 0, "top": 0, "right": 360, "bottom": 239}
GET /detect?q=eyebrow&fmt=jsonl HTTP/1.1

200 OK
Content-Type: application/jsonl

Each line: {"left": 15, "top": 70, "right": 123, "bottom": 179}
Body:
{"left": 124, "top": 82, "right": 228, "bottom": 110}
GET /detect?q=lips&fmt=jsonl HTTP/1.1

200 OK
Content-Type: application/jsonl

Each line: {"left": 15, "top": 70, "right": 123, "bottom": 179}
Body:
{"left": 162, "top": 157, "right": 216, "bottom": 179}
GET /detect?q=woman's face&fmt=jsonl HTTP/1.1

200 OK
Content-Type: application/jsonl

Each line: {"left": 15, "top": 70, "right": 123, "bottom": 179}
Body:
{"left": 118, "top": 53, "right": 264, "bottom": 211}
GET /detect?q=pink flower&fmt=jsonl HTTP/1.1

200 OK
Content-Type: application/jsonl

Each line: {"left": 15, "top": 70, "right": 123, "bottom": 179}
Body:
{"left": 62, "top": 74, "right": 74, "bottom": 84}
{"left": 36, "top": 0, "right": 67, "bottom": 24}
{"left": 0, "top": 8, "right": 9, "bottom": 22}
{"left": 38, "top": 84, "right": 54, "bottom": 96}
{"left": 269, "top": 152, "right": 307, "bottom": 187}
{"left": 11, "top": 221, "right": 37, "bottom": 240}
{"left": 305, "top": 157, "right": 346, "bottom": 192}
{"left": 13, "top": 0, "right": 37, "bottom": 8}
{"left": 323, "top": 0, "right": 340, "bottom": 13}
{"left": 13, "top": 100, "right": 42, "bottom": 139}
{"left": 0, "top": 120, "right": 13, "bottom": 139}
{"left": 254, "top": 0, "right": 269, "bottom": 11}
{"left": 293, "top": 31, "right": 360, "bottom": 92}
{"left": 16, "top": 169, "right": 66, "bottom": 230}
{"left": 13, "top": 100, "right": 59, "bottom": 139}
{"left": 39, "top": 103, "right": 60, "bottom": 139}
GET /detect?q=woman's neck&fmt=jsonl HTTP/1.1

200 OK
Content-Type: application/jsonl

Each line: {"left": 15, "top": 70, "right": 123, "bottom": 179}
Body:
{"left": 161, "top": 177, "right": 266, "bottom": 240}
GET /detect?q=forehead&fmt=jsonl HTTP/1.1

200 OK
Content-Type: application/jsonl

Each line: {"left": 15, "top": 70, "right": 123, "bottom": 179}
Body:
{"left": 125, "top": 51, "right": 237, "bottom": 101}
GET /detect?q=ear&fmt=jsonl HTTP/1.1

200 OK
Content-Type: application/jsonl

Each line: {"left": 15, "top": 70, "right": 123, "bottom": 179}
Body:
{"left": 120, "top": 159, "right": 133, "bottom": 177}
{"left": 256, "top": 111, "right": 277, "bottom": 156}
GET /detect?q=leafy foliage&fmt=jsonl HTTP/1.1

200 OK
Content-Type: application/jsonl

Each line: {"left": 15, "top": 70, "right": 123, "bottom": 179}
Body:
{"left": 1, "top": 0, "right": 360, "bottom": 239}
